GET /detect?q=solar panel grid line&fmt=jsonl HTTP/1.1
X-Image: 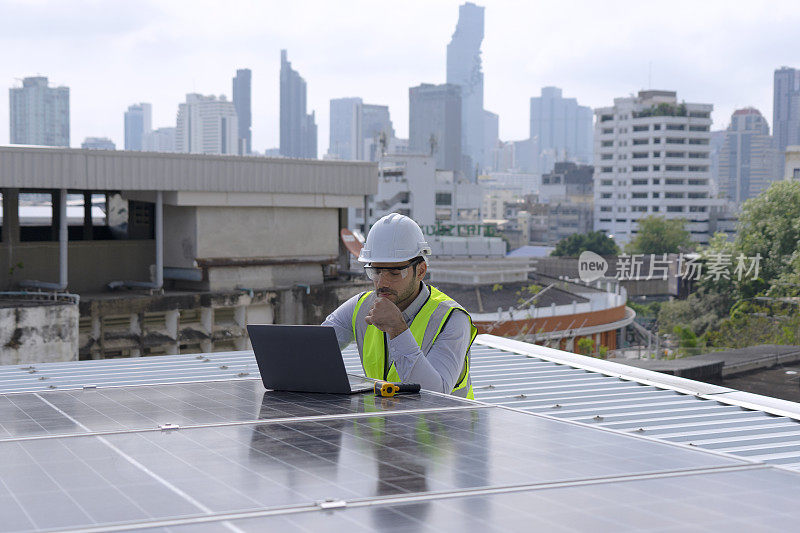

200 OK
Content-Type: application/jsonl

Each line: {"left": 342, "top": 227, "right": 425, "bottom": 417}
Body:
{"left": 0, "top": 377, "right": 261, "bottom": 396}
{"left": 41, "top": 463, "right": 775, "bottom": 533}
{"left": 0, "top": 405, "right": 493, "bottom": 445}
{"left": 30, "top": 393, "right": 222, "bottom": 527}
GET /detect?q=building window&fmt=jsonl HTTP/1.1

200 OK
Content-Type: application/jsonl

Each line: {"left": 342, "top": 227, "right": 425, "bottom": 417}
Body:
{"left": 666, "top": 124, "right": 686, "bottom": 131}
{"left": 632, "top": 179, "right": 648, "bottom": 185}
{"left": 688, "top": 152, "right": 709, "bottom": 159}
{"left": 633, "top": 206, "right": 648, "bottom": 212}
{"left": 794, "top": 168, "right": 800, "bottom": 180}
{"left": 632, "top": 152, "right": 648, "bottom": 159}
{"left": 653, "top": 124, "right": 661, "bottom": 130}
{"left": 665, "top": 165, "right": 685, "bottom": 171}
{"left": 688, "top": 165, "right": 708, "bottom": 172}
{"left": 652, "top": 178, "right": 660, "bottom": 184}
{"left": 689, "top": 112, "right": 711, "bottom": 118}
{"left": 651, "top": 206, "right": 660, "bottom": 212}
{"left": 665, "top": 178, "right": 684, "bottom": 185}
{"left": 632, "top": 139, "right": 648, "bottom": 145}
{"left": 666, "top": 206, "right": 684, "bottom": 212}
{"left": 689, "top": 125, "right": 709, "bottom": 132}
{"left": 688, "top": 192, "right": 708, "bottom": 199}
{"left": 601, "top": 166, "right": 613, "bottom": 173}
{"left": 601, "top": 153, "right": 614, "bottom": 160}
{"left": 653, "top": 138, "right": 661, "bottom": 144}
{"left": 666, "top": 152, "right": 685, "bottom": 158}
{"left": 601, "top": 180, "right": 613, "bottom": 186}
{"left": 600, "top": 114, "right": 614, "bottom": 122}
{"left": 632, "top": 166, "right": 648, "bottom": 172}
{"left": 602, "top": 127, "right": 614, "bottom": 134}
{"left": 689, "top": 206, "right": 708, "bottom": 212}
{"left": 688, "top": 179, "right": 708, "bottom": 186}
{"left": 601, "top": 193, "right": 612, "bottom": 199}
{"left": 435, "top": 192, "right": 452, "bottom": 206}
{"left": 601, "top": 140, "right": 613, "bottom": 147}
{"left": 652, "top": 151, "right": 661, "bottom": 157}
{"left": 665, "top": 192, "right": 685, "bottom": 199}
{"left": 633, "top": 125, "right": 649, "bottom": 132}
{"left": 600, "top": 206, "right": 612, "bottom": 212}
{"left": 632, "top": 192, "right": 648, "bottom": 199}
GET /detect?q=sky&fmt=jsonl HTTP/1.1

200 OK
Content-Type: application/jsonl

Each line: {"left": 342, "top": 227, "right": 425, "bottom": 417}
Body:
{"left": 2, "top": 0, "right": 800, "bottom": 155}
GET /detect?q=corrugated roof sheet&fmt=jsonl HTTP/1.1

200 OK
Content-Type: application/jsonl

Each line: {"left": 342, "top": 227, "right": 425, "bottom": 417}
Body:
{"left": 0, "top": 146, "right": 377, "bottom": 195}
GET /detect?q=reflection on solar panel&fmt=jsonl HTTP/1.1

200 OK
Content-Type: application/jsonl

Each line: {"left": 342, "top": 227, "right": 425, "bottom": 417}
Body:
{"left": 2, "top": 337, "right": 800, "bottom": 531}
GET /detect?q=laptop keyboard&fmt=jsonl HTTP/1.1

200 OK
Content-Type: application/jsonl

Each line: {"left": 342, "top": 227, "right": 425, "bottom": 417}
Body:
{"left": 348, "top": 375, "right": 373, "bottom": 390}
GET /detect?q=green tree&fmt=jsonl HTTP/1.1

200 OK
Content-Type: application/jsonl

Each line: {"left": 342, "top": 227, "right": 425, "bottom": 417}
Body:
{"left": 735, "top": 180, "right": 800, "bottom": 297}
{"left": 551, "top": 231, "right": 620, "bottom": 257}
{"left": 576, "top": 337, "right": 594, "bottom": 356}
{"left": 626, "top": 216, "right": 694, "bottom": 255}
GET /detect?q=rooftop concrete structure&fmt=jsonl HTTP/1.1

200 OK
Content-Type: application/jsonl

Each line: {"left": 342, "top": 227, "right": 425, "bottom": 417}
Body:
{"left": 1, "top": 146, "right": 376, "bottom": 293}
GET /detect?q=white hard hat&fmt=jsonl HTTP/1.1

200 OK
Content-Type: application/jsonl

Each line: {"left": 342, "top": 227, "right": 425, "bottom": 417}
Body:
{"left": 358, "top": 213, "right": 431, "bottom": 264}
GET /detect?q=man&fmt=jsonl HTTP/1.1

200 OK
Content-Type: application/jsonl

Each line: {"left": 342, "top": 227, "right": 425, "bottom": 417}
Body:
{"left": 323, "top": 213, "right": 477, "bottom": 398}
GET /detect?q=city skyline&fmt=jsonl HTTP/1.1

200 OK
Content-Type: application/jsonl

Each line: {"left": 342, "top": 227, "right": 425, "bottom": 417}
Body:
{"left": 2, "top": 0, "right": 800, "bottom": 155}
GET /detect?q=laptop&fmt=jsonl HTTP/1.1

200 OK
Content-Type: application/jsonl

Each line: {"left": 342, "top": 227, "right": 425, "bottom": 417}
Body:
{"left": 247, "top": 324, "right": 375, "bottom": 394}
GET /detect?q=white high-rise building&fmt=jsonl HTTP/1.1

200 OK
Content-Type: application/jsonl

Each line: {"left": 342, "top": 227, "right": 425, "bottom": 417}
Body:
{"left": 9, "top": 76, "right": 69, "bottom": 147}
{"left": 143, "top": 127, "right": 176, "bottom": 153}
{"left": 594, "top": 90, "right": 722, "bottom": 247}
{"left": 175, "top": 94, "right": 239, "bottom": 155}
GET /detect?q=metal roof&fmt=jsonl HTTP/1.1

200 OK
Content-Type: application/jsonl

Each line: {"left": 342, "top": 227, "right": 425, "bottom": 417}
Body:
{"left": 0, "top": 145, "right": 376, "bottom": 195}
{"left": 3, "top": 335, "right": 800, "bottom": 472}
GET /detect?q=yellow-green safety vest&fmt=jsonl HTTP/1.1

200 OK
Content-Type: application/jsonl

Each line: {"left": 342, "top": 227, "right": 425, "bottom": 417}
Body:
{"left": 351, "top": 285, "right": 477, "bottom": 399}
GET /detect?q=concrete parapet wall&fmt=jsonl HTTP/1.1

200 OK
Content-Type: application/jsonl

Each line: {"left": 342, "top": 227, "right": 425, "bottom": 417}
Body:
{"left": 0, "top": 301, "right": 79, "bottom": 365}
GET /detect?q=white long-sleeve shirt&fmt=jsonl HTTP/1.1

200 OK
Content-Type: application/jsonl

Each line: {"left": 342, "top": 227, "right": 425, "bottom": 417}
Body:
{"left": 322, "top": 282, "right": 472, "bottom": 394}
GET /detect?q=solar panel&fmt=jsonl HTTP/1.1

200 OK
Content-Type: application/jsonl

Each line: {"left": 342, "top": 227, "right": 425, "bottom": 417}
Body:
{"left": 159, "top": 467, "right": 800, "bottom": 532}
{"left": 2, "top": 351, "right": 800, "bottom": 531}
{"left": 1, "top": 380, "right": 472, "bottom": 439}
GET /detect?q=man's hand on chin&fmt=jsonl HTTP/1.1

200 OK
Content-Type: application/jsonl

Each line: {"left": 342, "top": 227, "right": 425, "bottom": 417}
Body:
{"left": 365, "top": 297, "right": 408, "bottom": 339}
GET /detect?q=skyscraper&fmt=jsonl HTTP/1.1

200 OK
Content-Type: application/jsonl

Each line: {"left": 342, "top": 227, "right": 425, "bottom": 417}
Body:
{"left": 409, "top": 83, "right": 462, "bottom": 173}
{"left": 446, "top": 2, "right": 485, "bottom": 179}
{"left": 9, "top": 76, "right": 70, "bottom": 147}
{"left": 773, "top": 67, "right": 800, "bottom": 178}
{"left": 124, "top": 103, "right": 152, "bottom": 151}
{"left": 279, "top": 50, "right": 317, "bottom": 159}
{"left": 530, "top": 87, "right": 593, "bottom": 173}
{"left": 718, "top": 108, "right": 778, "bottom": 205}
{"left": 175, "top": 94, "right": 239, "bottom": 155}
{"left": 329, "top": 97, "right": 363, "bottom": 160}
{"left": 232, "top": 69, "right": 252, "bottom": 155}
{"left": 483, "top": 110, "right": 498, "bottom": 172}
{"left": 361, "top": 104, "right": 394, "bottom": 161}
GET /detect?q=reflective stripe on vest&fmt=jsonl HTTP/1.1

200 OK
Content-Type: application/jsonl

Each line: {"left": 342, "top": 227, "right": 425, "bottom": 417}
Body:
{"left": 351, "top": 285, "right": 477, "bottom": 399}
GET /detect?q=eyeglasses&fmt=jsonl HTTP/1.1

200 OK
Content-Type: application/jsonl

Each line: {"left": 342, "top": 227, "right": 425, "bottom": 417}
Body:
{"left": 364, "top": 258, "right": 423, "bottom": 281}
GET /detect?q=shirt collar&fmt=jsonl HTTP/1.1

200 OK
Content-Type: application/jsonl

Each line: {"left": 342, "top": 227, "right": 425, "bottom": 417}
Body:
{"left": 401, "top": 281, "right": 430, "bottom": 323}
